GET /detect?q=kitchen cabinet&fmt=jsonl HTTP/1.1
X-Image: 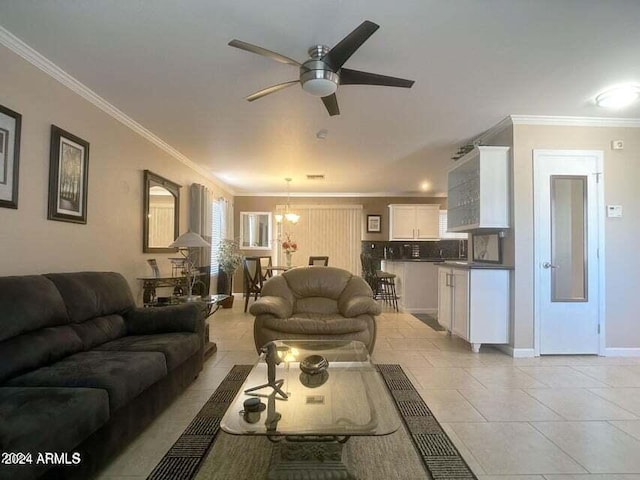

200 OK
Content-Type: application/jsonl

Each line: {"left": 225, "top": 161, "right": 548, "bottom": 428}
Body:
{"left": 437, "top": 265, "right": 509, "bottom": 352}
{"left": 381, "top": 260, "right": 439, "bottom": 313}
{"left": 447, "top": 146, "right": 510, "bottom": 232}
{"left": 389, "top": 204, "right": 440, "bottom": 240}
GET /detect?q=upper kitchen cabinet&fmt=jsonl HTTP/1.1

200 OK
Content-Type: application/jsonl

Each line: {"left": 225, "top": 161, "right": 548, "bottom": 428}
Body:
{"left": 389, "top": 204, "right": 440, "bottom": 240}
{"left": 447, "top": 146, "right": 510, "bottom": 232}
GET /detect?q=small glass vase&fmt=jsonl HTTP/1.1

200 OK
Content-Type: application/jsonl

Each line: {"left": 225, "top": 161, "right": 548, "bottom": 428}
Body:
{"left": 285, "top": 252, "right": 292, "bottom": 267}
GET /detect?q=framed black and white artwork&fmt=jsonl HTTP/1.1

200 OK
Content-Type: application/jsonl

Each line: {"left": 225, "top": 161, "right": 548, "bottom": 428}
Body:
{"left": 472, "top": 233, "right": 502, "bottom": 263}
{"left": 367, "top": 214, "right": 382, "bottom": 233}
{"left": 48, "top": 125, "right": 90, "bottom": 224}
{"left": 0, "top": 104, "right": 22, "bottom": 209}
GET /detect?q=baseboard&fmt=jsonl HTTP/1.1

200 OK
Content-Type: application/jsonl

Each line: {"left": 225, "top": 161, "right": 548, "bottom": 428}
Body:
{"left": 495, "top": 344, "right": 536, "bottom": 358}
{"left": 604, "top": 348, "right": 640, "bottom": 357}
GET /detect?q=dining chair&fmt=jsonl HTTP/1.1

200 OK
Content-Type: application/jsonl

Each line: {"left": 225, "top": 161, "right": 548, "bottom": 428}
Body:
{"left": 243, "top": 257, "right": 264, "bottom": 312}
{"left": 308, "top": 256, "right": 329, "bottom": 266}
{"left": 257, "top": 255, "right": 273, "bottom": 282}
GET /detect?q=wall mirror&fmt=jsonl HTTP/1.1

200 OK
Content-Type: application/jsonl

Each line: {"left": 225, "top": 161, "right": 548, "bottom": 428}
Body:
{"left": 143, "top": 170, "right": 181, "bottom": 253}
{"left": 239, "top": 212, "right": 272, "bottom": 250}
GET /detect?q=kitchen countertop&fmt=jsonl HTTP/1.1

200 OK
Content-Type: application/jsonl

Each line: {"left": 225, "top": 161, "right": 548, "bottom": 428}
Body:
{"left": 436, "top": 260, "right": 514, "bottom": 270}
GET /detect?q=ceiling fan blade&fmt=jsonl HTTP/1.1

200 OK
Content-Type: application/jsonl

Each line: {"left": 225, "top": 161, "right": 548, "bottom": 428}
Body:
{"left": 321, "top": 93, "right": 340, "bottom": 116}
{"left": 245, "top": 81, "right": 299, "bottom": 102}
{"left": 228, "top": 39, "right": 301, "bottom": 66}
{"left": 340, "top": 68, "right": 415, "bottom": 88}
{"left": 322, "top": 20, "right": 379, "bottom": 71}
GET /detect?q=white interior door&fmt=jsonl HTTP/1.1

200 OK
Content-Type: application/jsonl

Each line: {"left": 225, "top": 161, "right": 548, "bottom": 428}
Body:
{"left": 534, "top": 150, "right": 603, "bottom": 355}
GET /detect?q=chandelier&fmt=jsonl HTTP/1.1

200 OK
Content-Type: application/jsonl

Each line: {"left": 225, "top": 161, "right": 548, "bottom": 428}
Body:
{"left": 275, "top": 178, "right": 300, "bottom": 224}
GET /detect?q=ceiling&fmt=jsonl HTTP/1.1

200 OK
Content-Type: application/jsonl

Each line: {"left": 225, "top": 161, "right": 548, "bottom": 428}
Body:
{"left": 1, "top": 0, "right": 639, "bottom": 196}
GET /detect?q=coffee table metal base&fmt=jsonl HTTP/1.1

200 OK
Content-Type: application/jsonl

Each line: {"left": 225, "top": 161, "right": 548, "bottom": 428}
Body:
{"left": 268, "top": 438, "right": 354, "bottom": 480}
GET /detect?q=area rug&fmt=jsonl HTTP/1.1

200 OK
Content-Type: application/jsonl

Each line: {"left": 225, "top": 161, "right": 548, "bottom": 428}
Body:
{"left": 413, "top": 313, "right": 446, "bottom": 331}
{"left": 147, "top": 364, "right": 476, "bottom": 480}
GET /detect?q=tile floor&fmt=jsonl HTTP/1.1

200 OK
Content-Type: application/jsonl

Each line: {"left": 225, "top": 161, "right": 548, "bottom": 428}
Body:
{"left": 96, "top": 302, "right": 640, "bottom": 480}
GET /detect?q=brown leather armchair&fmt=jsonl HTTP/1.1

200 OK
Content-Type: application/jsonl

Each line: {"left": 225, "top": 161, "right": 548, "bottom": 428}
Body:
{"left": 249, "top": 266, "right": 381, "bottom": 353}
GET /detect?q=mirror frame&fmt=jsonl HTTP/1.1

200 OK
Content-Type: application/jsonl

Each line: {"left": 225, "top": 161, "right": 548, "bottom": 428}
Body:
{"left": 143, "top": 170, "right": 181, "bottom": 253}
{"left": 239, "top": 211, "right": 272, "bottom": 250}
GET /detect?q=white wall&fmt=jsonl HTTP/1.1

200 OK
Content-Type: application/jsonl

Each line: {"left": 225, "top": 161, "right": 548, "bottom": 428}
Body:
{"left": 0, "top": 45, "right": 232, "bottom": 303}
{"left": 512, "top": 124, "right": 640, "bottom": 349}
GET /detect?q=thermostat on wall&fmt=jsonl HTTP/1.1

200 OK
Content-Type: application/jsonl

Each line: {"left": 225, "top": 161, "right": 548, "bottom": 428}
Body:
{"left": 607, "top": 205, "right": 623, "bottom": 218}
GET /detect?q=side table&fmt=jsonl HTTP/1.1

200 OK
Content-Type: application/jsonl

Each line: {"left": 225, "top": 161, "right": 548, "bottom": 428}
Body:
{"left": 145, "top": 294, "right": 229, "bottom": 359}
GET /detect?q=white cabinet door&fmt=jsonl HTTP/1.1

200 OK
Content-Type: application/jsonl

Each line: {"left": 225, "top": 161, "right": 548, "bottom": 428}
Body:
{"left": 451, "top": 269, "right": 469, "bottom": 340}
{"left": 390, "top": 205, "right": 416, "bottom": 240}
{"left": 415, "top": 205, "right": 440, "bottom": 239}
{"left": 437, "top": 267, "right": 452, "bottom": 330}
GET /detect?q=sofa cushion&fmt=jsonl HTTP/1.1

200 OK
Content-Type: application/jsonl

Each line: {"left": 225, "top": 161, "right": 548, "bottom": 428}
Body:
{"left": 70, "top": 314, "right": 127, "bottom": 350}
{"left": 283, "top": 267, "right": 352, "bottom": 300}
{"left": 294, "top": 297, "right": 339, "bottom": 315}
{"left": 263, "top": 313, "right": 369, "bottom": 335}
{"left": 0, "top": 275, "right": 69, "bottom": 342}
{"left": 0, "top": 386, "right": 109, "bottom": 457}
{"left": 94, "top": 333, "right": 200, "bottom": 370}
{"left": 0, "top": 326, "right": 84, "bottom": 384}
{"left": 45, "top": 272, "right": 135, "bottom": 323}
{"left": 6, "top": 351, "right": 167, "bottom": 412}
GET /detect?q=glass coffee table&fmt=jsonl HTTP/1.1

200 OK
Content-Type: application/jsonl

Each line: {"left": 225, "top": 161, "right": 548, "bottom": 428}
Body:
{"left": 220, "top": 340, "right": 400, "bottom": 479}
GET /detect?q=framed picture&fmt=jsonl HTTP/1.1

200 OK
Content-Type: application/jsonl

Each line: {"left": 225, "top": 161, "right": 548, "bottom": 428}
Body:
{"left": 48, "top": 125, "right": 90, "bottom": 224}
{"left": 367, "top": 214, "right": 382, "bottom": 233}
{"left": 472, "top": 233, "right": 502, "bottom": 263}
{"left": 0, "top": 104, "right": 22, "bottom": 209}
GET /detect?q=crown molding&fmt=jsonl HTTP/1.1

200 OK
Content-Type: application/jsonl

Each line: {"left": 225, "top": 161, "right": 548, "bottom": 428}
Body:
{"left": 0, "top": 26, "right": 234, "bottom": 195}
{"left": 510, "top": 114, "right": 640, "bottom": 127}
{"left": 237, "top": 191, "right": 447, "bottom": 198}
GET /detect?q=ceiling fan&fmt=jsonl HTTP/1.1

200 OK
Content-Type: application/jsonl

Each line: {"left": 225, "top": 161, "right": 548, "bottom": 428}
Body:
{"left": 228, "top": 20, "right": 415, "bottom": 116}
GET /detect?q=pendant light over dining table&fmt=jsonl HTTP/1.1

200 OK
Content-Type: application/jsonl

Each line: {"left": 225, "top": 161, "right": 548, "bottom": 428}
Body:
{"left": 275, "top": 178, "right": 300, "bottom": 224}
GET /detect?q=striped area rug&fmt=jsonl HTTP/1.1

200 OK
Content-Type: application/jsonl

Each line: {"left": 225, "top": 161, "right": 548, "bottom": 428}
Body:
{"left": 147, "top": 364, "right": 476, "bottom": 480}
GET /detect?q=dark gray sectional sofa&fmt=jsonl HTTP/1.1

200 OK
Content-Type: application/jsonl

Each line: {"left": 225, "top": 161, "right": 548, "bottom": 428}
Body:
{"left": 0, "top": 272, "right": 206, "bottom": 480}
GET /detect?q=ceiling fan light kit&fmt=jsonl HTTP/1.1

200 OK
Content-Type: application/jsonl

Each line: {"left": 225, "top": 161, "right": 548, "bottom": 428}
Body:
{"left": 228, "top": 20, "right": 415, "bottom": 116}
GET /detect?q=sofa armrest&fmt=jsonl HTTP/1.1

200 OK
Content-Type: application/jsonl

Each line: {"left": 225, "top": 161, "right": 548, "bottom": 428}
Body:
{"left": 340, "top": 295, "right": 382, "bottom": 318}
{"left": 125, "top": 304, "right": 204, "bottom": 335}
{"left": 249, "top": 296, "right": 293, "bottom": 319}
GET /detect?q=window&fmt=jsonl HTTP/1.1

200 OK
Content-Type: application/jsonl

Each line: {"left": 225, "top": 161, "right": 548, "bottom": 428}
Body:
{"left": 439, "top": 211, "right": 468, "bottom": 239}
{"left": 210, "top": 200, "right": 223, "bottom": 275}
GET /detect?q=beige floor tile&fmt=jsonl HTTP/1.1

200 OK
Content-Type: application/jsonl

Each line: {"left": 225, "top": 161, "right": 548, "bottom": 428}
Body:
{"left": 544, "top": 476, "right": 640, "bottom": 480}
{"left": 479, "top": 476, "right": 545, "bottom": 480}
{"left": 609, "top": 420, "right": 640, "bottom": 441}
{"left": 459, "top": 388, "right": 563, "bottom": 422}
{"left": 571, "top": 366, "right": 640, "bottom": 387}
{"left": 387, "top": 337, "right": 441, "bottom": 351}
{"left": 589, "top": 388, "right": 640, "bottom": 416}
{"left": 429, "top": 336, "right": 477, "bottom": 353}
{"left": 408, "top": 366, "right": 486, "bottom": 390}
{"left": 398, "top": 327, "right": 444, "bottom": 339}
{"left": 525, "top": 389, "right": 637, "bottom": 421}
{"left": 440, "top": 422, "right": 487, "bottom": 475}
{"left": 372, "top": 350, "right": 434, "bottom": 368}
{"left": 417, "top": 389, "right": 486, "bottom": 422}
{"left": 517, "top": 366, "right": 609, "bottom": 388}
{"left": 533, "top": 421, "right": 640, "bottom": 473}
{"left": 448, "top": 422, "right": 586, "bottom": 474}
{"left": 465, "top": 367, "right": 547, "bottom": 389}
{"left": 423, "top": 351, "right": 487, "bottom": 367}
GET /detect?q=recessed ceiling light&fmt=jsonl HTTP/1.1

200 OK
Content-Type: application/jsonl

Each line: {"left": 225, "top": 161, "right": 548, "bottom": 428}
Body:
{"left": 595, "top": 84, "right": 640, "bottom": 109}
{"left": 316, "top": 129, "right": 328, "bottom": 139}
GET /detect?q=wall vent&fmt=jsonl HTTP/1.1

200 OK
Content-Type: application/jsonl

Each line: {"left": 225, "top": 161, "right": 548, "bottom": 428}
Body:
{"left": 306, "top": 174, "right": 325, "bottom": 180}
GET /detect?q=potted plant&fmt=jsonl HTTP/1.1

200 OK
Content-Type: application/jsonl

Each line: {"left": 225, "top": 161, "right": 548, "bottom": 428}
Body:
{"left": 218, "top": 238, "right": 242, "bottom": 308}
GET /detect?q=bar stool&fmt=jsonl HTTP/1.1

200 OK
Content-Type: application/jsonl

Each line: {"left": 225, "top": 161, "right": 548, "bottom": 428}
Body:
{"left": 376, "top": 270, "right": 399, "bottom": 311}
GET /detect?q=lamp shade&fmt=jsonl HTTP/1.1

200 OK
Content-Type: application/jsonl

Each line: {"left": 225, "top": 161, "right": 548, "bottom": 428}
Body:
{"left": 169, "top": 231, "right": 210, "bottom": 248}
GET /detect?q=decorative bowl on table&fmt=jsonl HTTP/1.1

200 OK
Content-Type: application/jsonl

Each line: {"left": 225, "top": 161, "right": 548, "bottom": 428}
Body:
{"left": 299, "top": 355, "right": 329, "bottom": 375}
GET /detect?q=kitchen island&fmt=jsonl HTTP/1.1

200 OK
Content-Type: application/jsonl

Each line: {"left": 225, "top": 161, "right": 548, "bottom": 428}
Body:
{"left": 380, "top": 259, "right": 461, "bottom": 314}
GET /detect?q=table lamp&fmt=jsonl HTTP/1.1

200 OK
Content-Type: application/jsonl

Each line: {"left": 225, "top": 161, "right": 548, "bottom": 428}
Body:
{"left": 169, "top": 231, "right": 211, "bottom": 301}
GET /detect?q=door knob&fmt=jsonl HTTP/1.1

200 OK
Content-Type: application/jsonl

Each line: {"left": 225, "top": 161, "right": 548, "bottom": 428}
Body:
{"left": 542, "top": 262, "right": 559, "bottom": 269}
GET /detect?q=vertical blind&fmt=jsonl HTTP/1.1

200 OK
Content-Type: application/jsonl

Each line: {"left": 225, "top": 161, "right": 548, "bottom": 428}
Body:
{"left": 275, "top": 204, "right": 363, "bottom": 274}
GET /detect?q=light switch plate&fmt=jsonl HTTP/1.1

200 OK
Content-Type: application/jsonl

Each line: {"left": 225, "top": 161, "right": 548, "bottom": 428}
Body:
{"left": 607, "top": 205, "right": 623, "bottom": 218}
